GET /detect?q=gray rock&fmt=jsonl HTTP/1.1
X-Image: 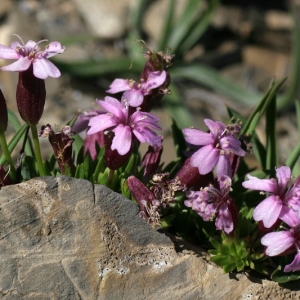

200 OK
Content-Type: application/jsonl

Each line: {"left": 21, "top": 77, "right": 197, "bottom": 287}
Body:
{"left": 0, "top": 176, "right": 299, "bottom": 299}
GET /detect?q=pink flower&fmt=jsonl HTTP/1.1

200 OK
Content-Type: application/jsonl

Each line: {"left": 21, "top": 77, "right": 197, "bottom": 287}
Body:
{"left": 261, "top": 209, "right": 300, "bottom": 272}
{"left": 87, "top": 96, "right": 162, "bottom": 155}
{"left": 182, "top": 119, "right": 245, "bottom": 177}
{"left": 0, "top": 34, "right": 65, "bottom": 79}
{"left": 106, "top": 70, "right": 167, "bottom": 107}
{"left": 184, "top": 175, "right": 238, "bottom": 234}
{"left": 242, "top": 166, "right": 300, "bottom": 228}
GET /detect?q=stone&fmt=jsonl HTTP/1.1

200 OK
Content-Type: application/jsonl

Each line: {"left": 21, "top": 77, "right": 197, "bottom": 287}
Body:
{"left": 71, "top": 0, "right": 136, "bottom": 39}
{"left": 0, "top": 176, "right": 299, "bottom": 299}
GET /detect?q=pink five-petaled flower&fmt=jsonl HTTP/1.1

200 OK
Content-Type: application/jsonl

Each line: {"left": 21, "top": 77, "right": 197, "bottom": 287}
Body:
{"left": 106, "top": 70, "right": 167, "bottom": 107}
{"left": 0, "top": 34, "right": 65, "bottom": 79}
{"left": 182, "top": 119, "right": 245, "bottom": 177}
{"left": 87, "top": 96, "right": 162, "bottom": 155}
{"left": 184, "top": 175, "right": 238, "bottom": 234}
{"left": 261, "top": 207, "right": 300, "bottom": 272}
{"left": 242, "top": 166, "right": 300, "bottom": 229}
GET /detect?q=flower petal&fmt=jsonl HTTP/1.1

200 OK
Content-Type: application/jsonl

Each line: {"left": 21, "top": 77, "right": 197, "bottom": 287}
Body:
{"left": 276, "top": 166, "right": 291, "bottom": 196}
{"left": 215, "top": 202, "right": 234, "bottom": 234}
{"left": 44, "top": 42, "right": 65, "bottom": 58}
{"left": 143, "top": 70, "right": 166, "bottom": 91}
{"left": 204, "top": 119, "right": 225, "bottom": 135}
{"left": 253, "top": 195, "right": 282, "bottom": 228}
{"left": 284, "top": 252, "right": 300, "bottom": 272}
{"left": 0, "top": 44, "right": 20, "bottom": 59}
{"left": 107, "top": 78, "right": 131, "bottom": 94}
{"left": 33, "top": 58, "right": 61, "bottom": 79}
{"left": 122, "top": 90, "right": 143, "bottom": 107}
{"left": 182, "top": 128, "right": 213, "bottom": 146}
{"left": 220, "top": 136, "right": 245, "bottom": 156}
{"left": 112, "top": 124, "right": 132, "bottom": 155}
{"left": 190, "top": 145, "right": 219, "bottom": 175}
{"left": 133, "top": 126, "right": 161, "bottom": 147}
{"left": 215, "top": 154, "right": 232, "bottom": 177}
{"left": 87, "top": 114, "right": 117, "bottom": 134}
{"left": 261, "top": 231, "right": 294, "bottom": 256}
{"left": 1, "top": 56, "right": 31, "bottom": 72}
{"left": 279, "top": 206, "right": 300, "bottom": 228}
{"left": 242, "top": 175, "right": 277, "bottom": 193}
{"left": 97, "top": 97, "right": 126, "bottom": 121}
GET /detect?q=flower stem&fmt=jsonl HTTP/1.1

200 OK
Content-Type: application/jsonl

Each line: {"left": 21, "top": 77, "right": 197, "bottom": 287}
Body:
{"left": 0, "top": 132, "right": 16, "bottom": 180}
{"left": 30, "top": 124, "right": 46, "bottom": 176}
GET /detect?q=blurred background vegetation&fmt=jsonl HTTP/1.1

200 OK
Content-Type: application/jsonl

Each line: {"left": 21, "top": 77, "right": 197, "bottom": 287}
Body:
{"left": 0, "top": 0, "right": 299, "bottom": 170}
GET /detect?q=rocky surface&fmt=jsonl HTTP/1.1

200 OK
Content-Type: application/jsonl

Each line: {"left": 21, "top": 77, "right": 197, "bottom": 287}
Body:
{"left": 0, "top": 176, "right": 300, "bottom": 300}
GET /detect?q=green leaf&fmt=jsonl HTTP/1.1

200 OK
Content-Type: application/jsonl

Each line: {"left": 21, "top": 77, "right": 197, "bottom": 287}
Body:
{"left": 241, "top": 79, "right": 286, "bottom": 136}
{"left": 167, "top": 0, "right": 204, "bottom": 53}
{"left": 54, "top": 57, "right": 142, "bottom": 77}
{"left": 178, "top": 0, "right": 220, "bottom": 54}
{"left": 223, "top": 262, "right": 237, "bottom": 273}
{"left": 286, "top": 141, "right": 300, "bottom": 171}
{"left": 0, "top": 124, "right": 30, "bottom": 165}
{"left": 171, "top": 65, "right": 260, "bottom": 106}
{"left": 20, "top": 156, "right": 38, "bottom": 181}
{"left": 271, "top": 268, "right": 300, "bottom": 283}
{"left": 265, "top": 88, "right": 277, "bottom": 171}
{"left": 97, "top": 168, "right": 110, "bottom": 185}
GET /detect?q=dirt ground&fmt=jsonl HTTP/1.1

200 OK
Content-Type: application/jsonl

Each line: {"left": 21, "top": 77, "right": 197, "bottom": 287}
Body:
{"left": 0, "top": 0, "right": 297, "bottom": 166}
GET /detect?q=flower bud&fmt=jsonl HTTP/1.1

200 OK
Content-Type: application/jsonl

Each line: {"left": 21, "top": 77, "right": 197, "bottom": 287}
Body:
{"left": 175, "top": 157, "right": 213, "bottom": 190}
{"left": 16, "top": 66, "right": 46, "bottom": 125}
{"left": 104, "top": 134, "right": 132, "bottom": 170}
{"left": 139, "top": 50, "right": 173, "bottom": 112}
{"left": 141, "top": 145, "right": 163, "bottom": 179}
{"left": 0, "top": 89, "right": 8, "bottom": 133}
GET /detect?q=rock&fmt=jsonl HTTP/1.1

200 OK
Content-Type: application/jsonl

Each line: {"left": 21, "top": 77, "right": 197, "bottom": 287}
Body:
{"left": 71, "top": 0, "right": 135, "bottom": 39}
{"left": 0, "top": 176, "right": 299, "bottom": 299}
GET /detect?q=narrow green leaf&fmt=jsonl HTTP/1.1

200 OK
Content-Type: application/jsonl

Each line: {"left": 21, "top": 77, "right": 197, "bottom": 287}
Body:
{"left": 286, "top": 142, "right": 300, "bottom": 171}
{"left": 271, "top": 268, "right": 300, "bottom": 283}
{"left": 54, "top": 58, "right": 142, "bottom": 77}
{"left": 179, "top": 0, "right": 220, "bottom": 54}
{"left": 0, "top": 124, "right": 29, "bottom": 165}
{"left": 8, "top": 109, "right": 33, "bottom": 156}
{"left": 241, "top": 79, "right": 286, "bottom": 136}
{"left": 167, "top": 0, "right": 203, "bottom": 52}
{"left": 265, "top": 89, "right": 277, "bottom": 171}
{"left": 157, "top": 0, "right": 176, "bottom": 51}
{"left": 171, "top": 65, "right": 261, "bottom": 106}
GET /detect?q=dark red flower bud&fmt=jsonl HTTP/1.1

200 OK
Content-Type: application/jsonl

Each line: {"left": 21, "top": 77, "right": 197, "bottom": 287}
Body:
{"left": 175, "top": 157, "right": 213, "bottom": 190}
{"left": 141, "top": 50, "right": 174, "bottom": 79}
{"left": 141, "top": 145, "right": 163, "bottom": 179}
{"left": 16, "top": 66, "right": 46, "bottom": 125}
{"left": 127, "top": 175, "right": 156, "bottom": 215}
{"left": 104, "top": 134, "right": 132, "bottom": 170}
{"left": 0, "top": 89, "right": 8, "bottom": 133}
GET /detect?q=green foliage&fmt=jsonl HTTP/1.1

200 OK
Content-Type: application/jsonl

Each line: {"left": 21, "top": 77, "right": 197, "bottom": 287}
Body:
{"left": 205, "top": 208, "right": 267, "bottom": 275}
